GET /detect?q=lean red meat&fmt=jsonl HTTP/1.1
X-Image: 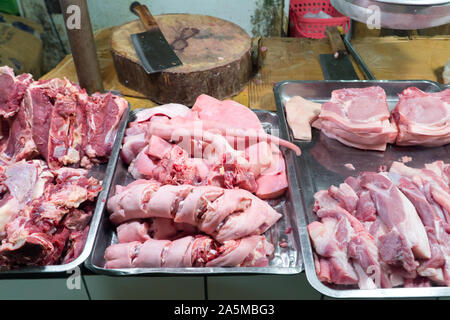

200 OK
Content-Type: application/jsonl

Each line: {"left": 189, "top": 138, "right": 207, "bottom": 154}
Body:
{"left": 317, "top": 86, "right": 398, "bottom": 151}
{"left": 107, "top": 179, "right": 282, "bottom": 243}
{"left": 0, "top": 68, "right": 128, "bottom": 168}
{"left": 309, "top": 161, "right": 450, "bottom": 289}
{"left": 0, "top": 160, "right": 101, "bottom": 267}
{"left": 0, "top": 66, "right": 32, "bottom": 118}
{"left": 391, "top": 87, "right": 450, "bottom": 147}
{"left": 104, "top": 234, "right": 274, "bottom": 268}
{"left": 122, "top": 95, "right": 298, "bottom": 199}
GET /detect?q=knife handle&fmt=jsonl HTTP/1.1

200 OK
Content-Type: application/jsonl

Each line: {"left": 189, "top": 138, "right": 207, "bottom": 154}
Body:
{"left": 325, "top": 26, "right": 347, "bottom": 59}
{"left": 130, "top": 1, "right": 159, "bottom": 30}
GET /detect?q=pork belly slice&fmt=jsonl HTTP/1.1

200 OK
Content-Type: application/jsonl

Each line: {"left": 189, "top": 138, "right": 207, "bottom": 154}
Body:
{"left": 0, "top": 66, "right": 32, "bottom": 118}
{"left": 318, "top": 86, "right": 397, "bottom": 151}
{"left": 391, "top": 87, "right": 450, "bottom": 147}
{"left": 107, "top": 180, "right": 282, "bottom": 242}
{"left": 104, "top": 235, "right": 274, "bottom": 268}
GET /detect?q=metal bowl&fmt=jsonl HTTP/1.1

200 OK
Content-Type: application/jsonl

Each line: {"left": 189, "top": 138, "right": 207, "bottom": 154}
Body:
{"left": 330, "top": 0, "right": 450, "bottom": 30}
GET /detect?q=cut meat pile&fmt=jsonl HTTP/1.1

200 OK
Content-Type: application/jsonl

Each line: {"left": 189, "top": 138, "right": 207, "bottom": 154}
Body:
{"left": 0, "top": 66, "right": 128, "bottom": 168}
{"left": 0, "top": 65, "right": 128, "bottom": 268}
{"left": 0, "top": 160, "right": 101, "bottom": 267}
{"left": 308, "top": 161, "right": 450, "bottom": 289}
{"left": 104, "top": 94, "right": 297, "bottom": 268}
{"left": 288, "top": 86, "right": 449, "bottom": 150}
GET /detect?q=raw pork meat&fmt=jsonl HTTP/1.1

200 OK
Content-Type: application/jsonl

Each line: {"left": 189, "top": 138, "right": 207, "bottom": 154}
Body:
{"left": 122, "top": 94, "right": 298, "bottom": 199}
{"left": 309, "top": 161, "right": 450, "bottom": 289}
{"left": 318, "top": 86, "right": 397, "bottom": 151}
{"left": 0, "top": 68, "right": 128, "bottom": 168}
{"left": 104, "top": 235, "right": 274, "bottom": 268}
{"left": 0, "top": 66, "right": 32, "bottom": 118}
{"left": 107, "top": 180, "right": 282, "bottom": 243}
{"left": 285, "top": 95, "right": 322, "bottom": 141}
{"left": 0, "top": 161, "right": 101, "bottom": 267}
{"left": 391, "top": 87, "right": 450, "bottom": 147}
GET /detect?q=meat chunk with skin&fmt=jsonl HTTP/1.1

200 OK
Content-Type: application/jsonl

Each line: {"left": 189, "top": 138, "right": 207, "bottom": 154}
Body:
{"left": 391, "top": 87, "right": 450, "bottom": 147}
{"left": 318, "top": 86, "right": 397, "bottom": 151}
{"left": 104, "top": 235, "right": 274, "bottom": 268}
{"left": 107, "top": 180, "right": 282, "bottom": 242}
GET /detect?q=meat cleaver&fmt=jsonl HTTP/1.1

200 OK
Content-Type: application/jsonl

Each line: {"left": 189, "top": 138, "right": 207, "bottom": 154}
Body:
{"left": 129, "top": 1, "right": 182, "bottom": 74}
{"left": 319, "top": 26, "right": 359, "bottom": 80}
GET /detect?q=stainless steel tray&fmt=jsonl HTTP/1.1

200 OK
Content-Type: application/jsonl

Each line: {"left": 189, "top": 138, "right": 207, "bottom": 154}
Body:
{"left": 330, "top": 0, "right": 450, "bottom": 30}
{"left": 85, "top": 109, "right": 303, "bottom": 275}
{"left": 0, "top": 104, "right": 130, "bottom": 277}
{"left": 274, "top": 80, "right": 450, "bottom": 298}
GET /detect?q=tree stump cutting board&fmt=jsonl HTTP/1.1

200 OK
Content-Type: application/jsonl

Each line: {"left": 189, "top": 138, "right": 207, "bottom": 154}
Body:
{"left": 111, "top": 14, "right": 253, "bottom": 106}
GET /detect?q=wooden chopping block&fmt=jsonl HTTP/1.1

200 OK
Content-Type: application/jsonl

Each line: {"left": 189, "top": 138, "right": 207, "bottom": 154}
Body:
{"left": 111, "top": 14, "right": 253, "bottom": 106}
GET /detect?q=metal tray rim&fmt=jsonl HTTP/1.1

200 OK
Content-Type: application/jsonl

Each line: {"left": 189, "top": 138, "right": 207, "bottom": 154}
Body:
{"left": 274, "top": 80, "right": 450, "bottom": 298}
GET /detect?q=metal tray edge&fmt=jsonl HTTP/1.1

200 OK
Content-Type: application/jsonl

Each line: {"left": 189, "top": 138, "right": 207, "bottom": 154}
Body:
{"left": 273, "top": 80, "right": 450, "bottom": 298}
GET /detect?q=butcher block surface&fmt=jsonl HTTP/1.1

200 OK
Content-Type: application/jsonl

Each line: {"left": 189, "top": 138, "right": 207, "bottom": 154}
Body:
{"left": 110, "top": 14, "right": 253, "bottom": 105}
{"left": 42, "top": 27, "right": 450, "bottom": 111}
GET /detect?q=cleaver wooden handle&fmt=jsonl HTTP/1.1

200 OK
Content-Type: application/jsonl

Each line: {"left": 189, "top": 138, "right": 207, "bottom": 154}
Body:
{"left": 325, "top": 26, "right": 347, "bottom": 59}
{"left": 130, "top": 1, "right": 159, "bottom": 30}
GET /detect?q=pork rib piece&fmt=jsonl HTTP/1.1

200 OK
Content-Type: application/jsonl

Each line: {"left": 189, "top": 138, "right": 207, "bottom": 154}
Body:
{"left": 107, "top": 180, "right": 282, "bottom": 242}
{"left": 0, "top": 66, "right": 32, "bottom": 118}
{"left": 104, "top": 235, "right": 274, "bottom": 268}
{"left": 391, "top": 87, "right": 450, "bottom": 147}
{"left": 318, "top": 86, "right": 397, "bottom": 151}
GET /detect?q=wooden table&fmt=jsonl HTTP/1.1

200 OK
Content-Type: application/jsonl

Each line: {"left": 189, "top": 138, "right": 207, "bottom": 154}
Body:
{"left": 42, "top": 27, "right": 450, "bottom": 111}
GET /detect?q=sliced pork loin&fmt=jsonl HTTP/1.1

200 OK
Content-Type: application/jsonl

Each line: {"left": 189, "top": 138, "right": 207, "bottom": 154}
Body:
{"left": 104, "top": 234, "right": 274, "bottom": 268}
{"left": 107, "top": 180, "right": 282, "bottom": 243}
{"left": 317, "top": 86, "right": 397, "bottom": 151}
{"left": 391, "top": 87, "right": 450, "bottom": 147}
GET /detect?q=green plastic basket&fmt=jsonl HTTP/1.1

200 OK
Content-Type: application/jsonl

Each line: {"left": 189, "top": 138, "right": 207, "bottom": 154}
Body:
{"left": 0, "top": 0, "right": 19, "bottom": 15}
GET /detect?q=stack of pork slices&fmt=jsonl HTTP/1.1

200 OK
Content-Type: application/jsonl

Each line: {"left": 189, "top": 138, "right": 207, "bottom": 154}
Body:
{"left": 0, "top": 66, "right": 128, "bottom": 268}
{"left": 291, "top": 86, "right": 449, "bottom": 150}
{"left": 104, "top": 94, "right": 302, "bottom": 269}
